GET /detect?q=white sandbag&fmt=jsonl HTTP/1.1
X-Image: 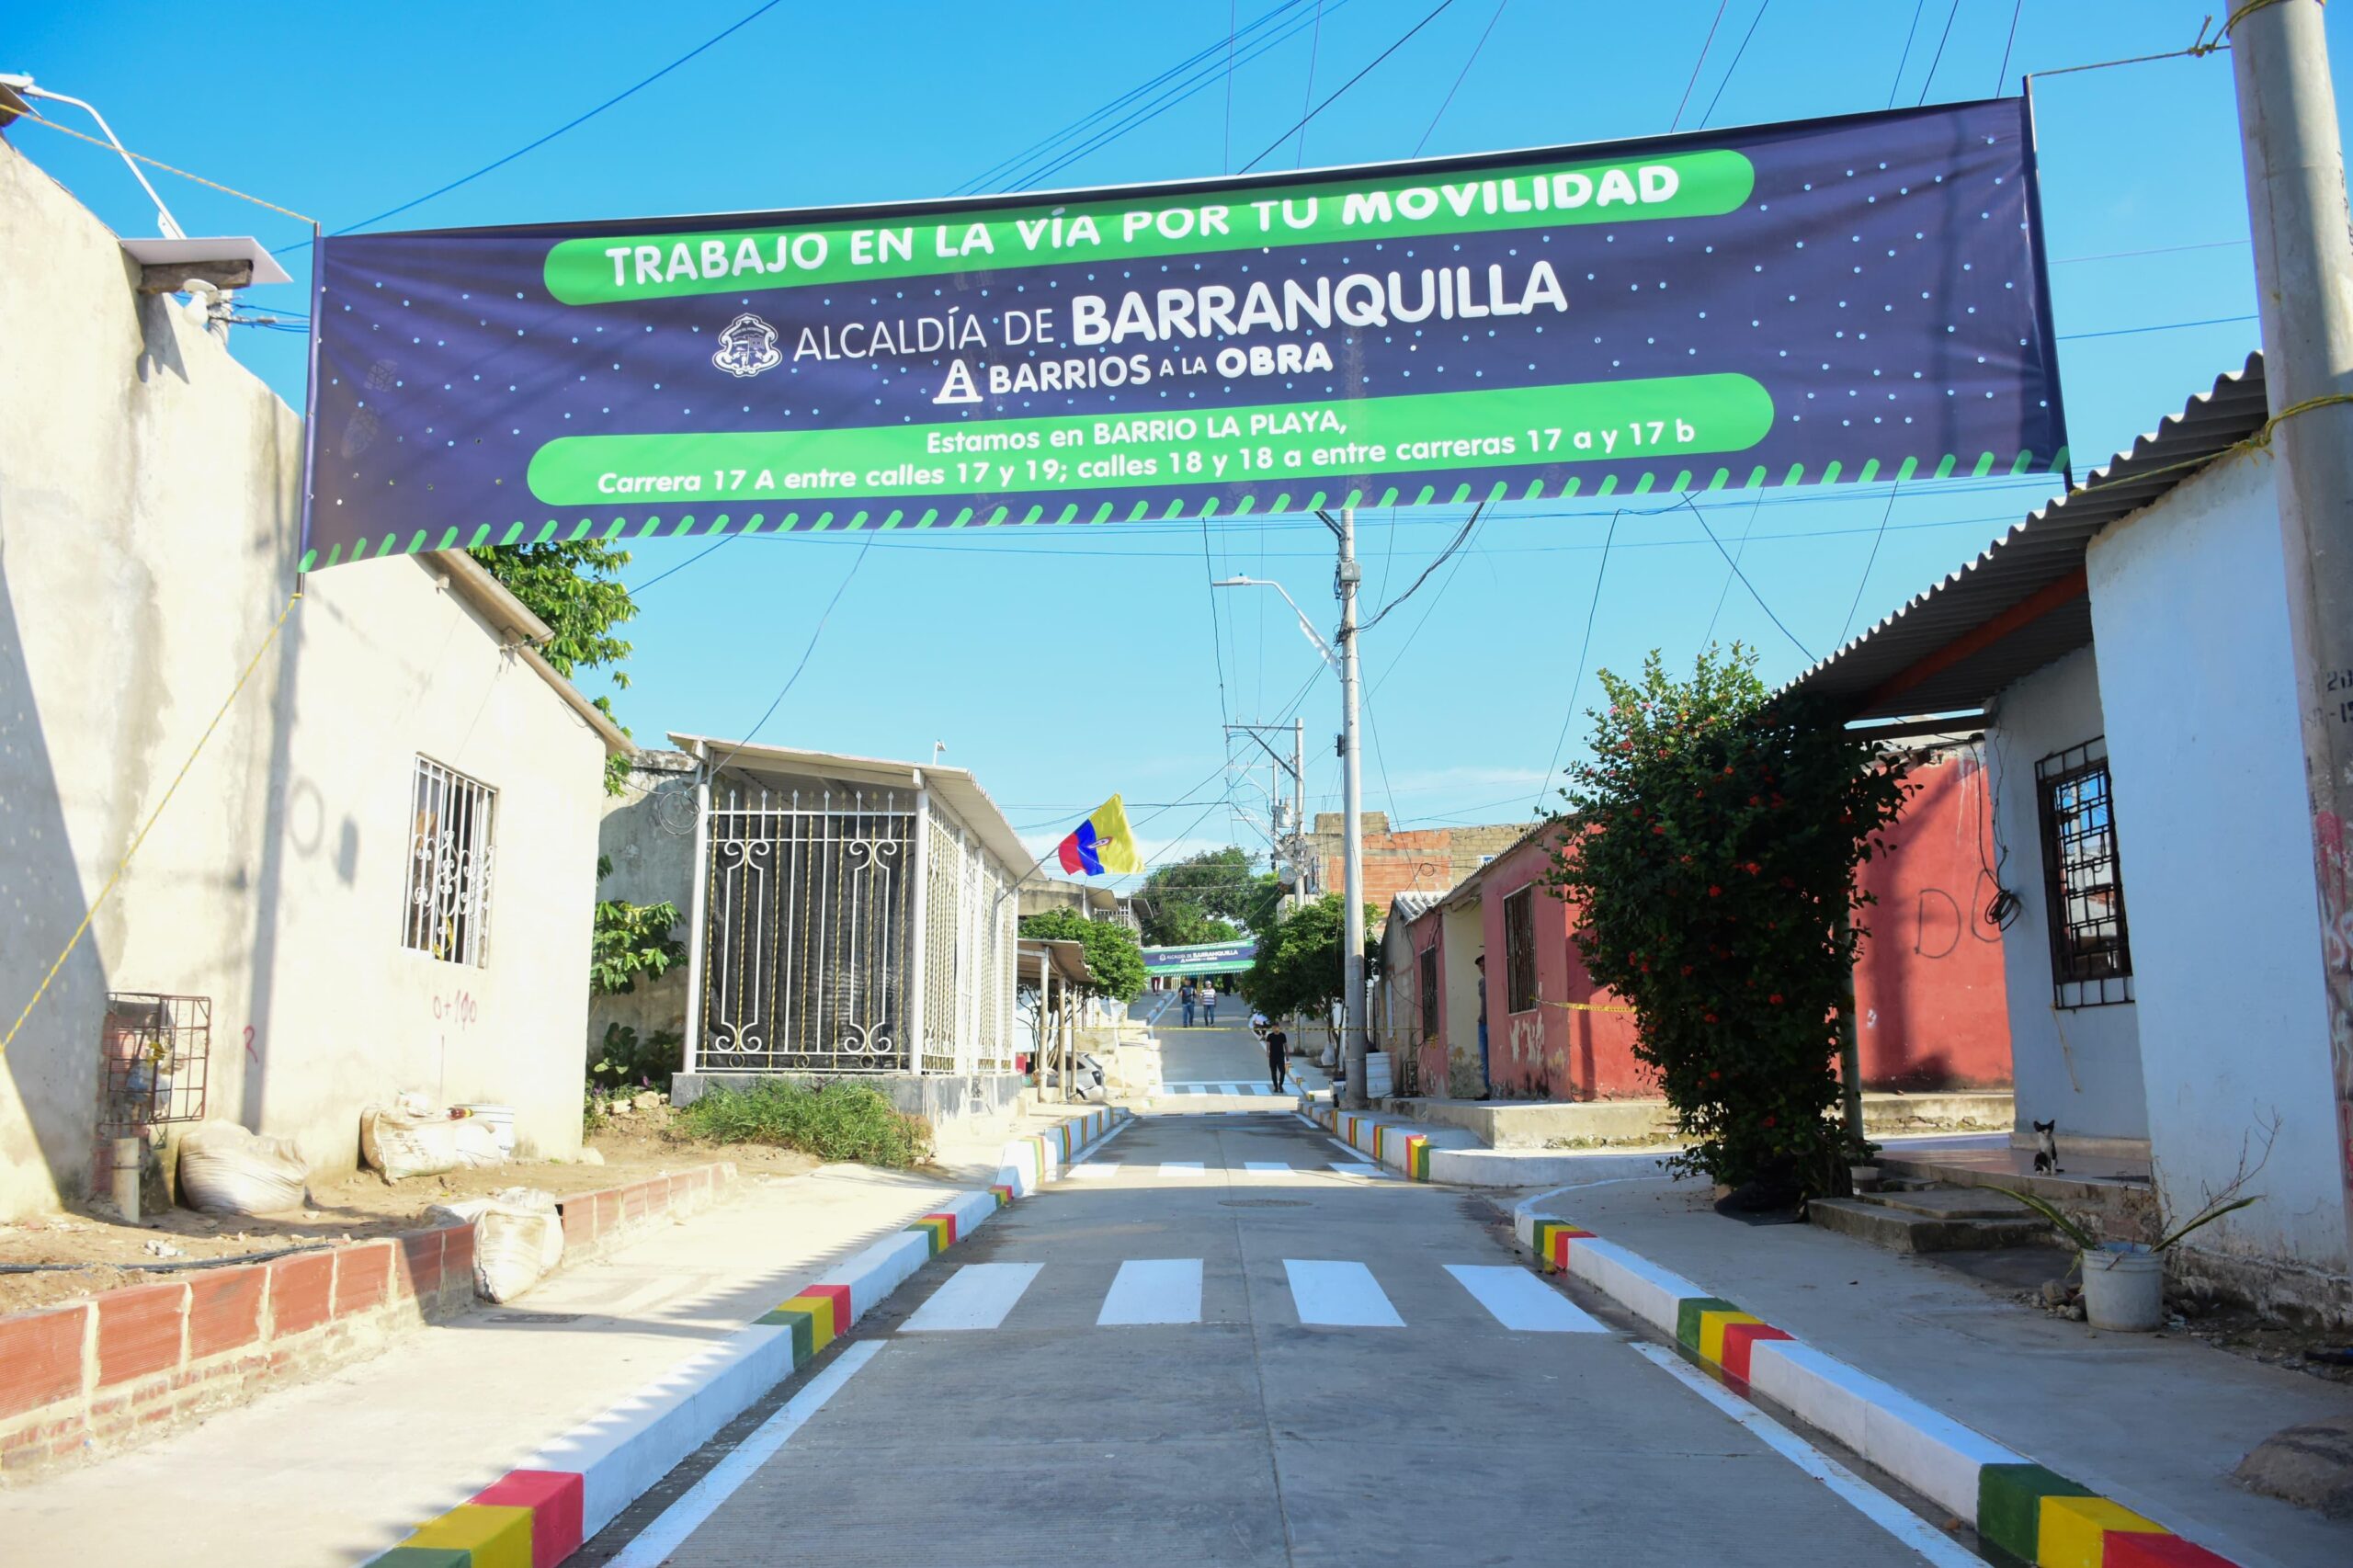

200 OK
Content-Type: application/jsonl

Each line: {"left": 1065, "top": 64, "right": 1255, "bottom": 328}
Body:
{"left": 177, "top": 1122, "right": 309, "bottom": 1216}
{"left": 362, "top": 1105, "right": 506, "bottom": 1181}
{"left": 459, "top": 1187, "right": 565, "bottom": 1303}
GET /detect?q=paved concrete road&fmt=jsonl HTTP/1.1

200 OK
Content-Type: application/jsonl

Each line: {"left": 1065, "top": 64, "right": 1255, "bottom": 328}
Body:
{"left": 1155, "top": 1009, "right": 1309, "bottom": 1100}
{"left": 585, "top": 1112, "right": 1965, "bottom": 1567}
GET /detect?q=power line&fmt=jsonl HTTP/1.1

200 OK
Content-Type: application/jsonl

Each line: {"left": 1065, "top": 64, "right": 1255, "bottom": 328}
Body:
{"left": 1358, "top": 504, "right": 1483, "bottom": 632}
{"left": 1293, "top": 0, "right": 1328, "bottom": 166}
{"left": 2055, "top": 238, "right": 2249, "bottom": 263}
{"left": 1835, "top": 483, "right": 1902, "bottom": 649}
{"left": 704, "top": 533, "right": 880, "bottom": 778}
{"left": 1226, "top": 2, "right": 1240, "bottom": 170}
{"left": 1415, "top": 0, "right": 1510, "bottom": 153}
{"left": 1888, "top": 0, "right": 1930, "bottom": 108}
{"left": 1699, "top": 1, "right": 1772, "bottom": 128}
{"left": 2058, "top": 312, "right": 2257, "bottom": 340}
{"left": 1995, "top": 0, "right": 2027, "bottom": 92}
{"left": 628, "top": 533, "right": 737, "bottom": 595}
{"left": 1013, "top": 1, "right": 1347, "bottom": 192}
{"left": 1530, "top": 507, "right": 1620, "bottom": 813}
{"left": 1684, "top": 496, "right": 1814, "bottom": 662}
{"left": 963, "top": 0, "right": 1313, "bottom": 193}
{"left": 1239, "top": 0, "right": 1460, "bottom": 172}
{"left": 1671, "top": 1, "right": 1732, "bottom": 131}
{"left": 1915, "top": 0, "right": 1964, "bottom": 106}
{"left": 332, "top": 0, "right": 792, "bottom": 235}
{"left": 1701, "top": 488, "right": 1767, "bottom": 646}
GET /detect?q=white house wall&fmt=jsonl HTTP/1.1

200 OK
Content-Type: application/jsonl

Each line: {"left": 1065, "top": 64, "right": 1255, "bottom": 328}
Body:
{"left": 2086, "top": 449, "right": 2346, "bottom": 1278}
{"left": 1984, "top": 647, "right": 2148, "bottom": 1144}
{"left": 0, "top": 139, "right": 601, "bottom": 1218}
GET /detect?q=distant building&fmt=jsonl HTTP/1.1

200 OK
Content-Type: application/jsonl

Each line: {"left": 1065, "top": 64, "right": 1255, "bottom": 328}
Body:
{"left": 1384, "top": 760, "right": 2011, "bottom": 1106}
{"left": 1302, "top": 812, "right": 1529, "bottom": 915}
{"left": 1017, "top": 876, "right": 1138, "bottom": 931}
{"left": 600, "top": 738, "right": 1034, "bottom": 1129}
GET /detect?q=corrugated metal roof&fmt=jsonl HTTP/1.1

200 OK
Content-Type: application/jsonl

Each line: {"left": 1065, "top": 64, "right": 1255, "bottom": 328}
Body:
{"left": 1388, "top": 890, "right": 1444, "bottom": 923}
{"left": 1782, "top": 355, "right": 2269, "bottom": 721}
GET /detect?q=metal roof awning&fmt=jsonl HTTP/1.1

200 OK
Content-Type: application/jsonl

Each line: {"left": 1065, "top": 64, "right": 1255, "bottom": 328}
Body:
{"left": 1780, "top": 356, "right": 2270, "bottom": 722}
{"left": 668, "top": 733, "right": 1034, "bottom": 872}
{"left": 1017, "top": 937, "right": 1092, "bottom": 989}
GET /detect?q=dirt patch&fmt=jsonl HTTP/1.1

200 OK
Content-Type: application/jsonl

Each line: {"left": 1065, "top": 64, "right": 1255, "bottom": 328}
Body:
{"left": 0, "top": 1106, "right": 816, "bottom": 1318}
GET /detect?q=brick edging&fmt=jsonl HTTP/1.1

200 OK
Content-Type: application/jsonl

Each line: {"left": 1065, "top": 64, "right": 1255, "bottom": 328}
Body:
{"left": 0, "top": 1161, "right": 739, "bottom": 1482}
{"left": 369, "top": 1108, "right": 1128, "bottom": 1567}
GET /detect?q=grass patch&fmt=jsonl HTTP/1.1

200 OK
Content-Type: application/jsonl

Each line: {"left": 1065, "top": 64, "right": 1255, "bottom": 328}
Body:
{"left": 673, "top": 1078, "right": 933, "bottom": 1168}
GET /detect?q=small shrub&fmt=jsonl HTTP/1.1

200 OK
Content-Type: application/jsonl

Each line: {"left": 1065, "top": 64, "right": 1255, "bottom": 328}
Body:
{"left": 591, "top": 1022, "right": 684, "bottom": 1094}
{"left": 674, "top": 1079, "right": 933, "bottom": 1168}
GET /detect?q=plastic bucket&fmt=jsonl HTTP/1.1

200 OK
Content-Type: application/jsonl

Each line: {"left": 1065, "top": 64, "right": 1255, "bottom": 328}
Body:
{"left": 451, "top": 1103, "right": 517, "bottom": 1158}
{"left": 2080, "top": 1244, "right": 2165, "bottom": 1331}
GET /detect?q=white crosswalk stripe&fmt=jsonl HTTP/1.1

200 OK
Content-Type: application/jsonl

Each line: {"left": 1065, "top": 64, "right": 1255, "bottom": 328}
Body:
{"left": 1159, "top": 1162, "right": 1206, "bottom": 1176}
{"left": 1097, "top": 1259, "right": 1204, "bottom": 1324}
{"left": 1444, "top": 1265, "right": 1609, "bottom": 1332}
{"left": 1243, "top": 1162, "right": 1290, "bottom": 1172}
{"left": 1328, "top": 1161, "right": 1392, "bottom": 1178}
{"left": 1069, "top": 1163, "right": 1120, "bottom": 1179}
{"left": 1164, "top": 1082, "right": 1276, "bottom": 1096}
{"left": 901, "top": 1263, "right": 1043, "bottom": 1332}
{"left": 1283, "top": 1259, "right": 1404, "bottom": 1327}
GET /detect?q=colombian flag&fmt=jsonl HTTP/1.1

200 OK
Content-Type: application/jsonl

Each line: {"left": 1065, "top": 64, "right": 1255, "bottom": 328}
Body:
{"left": 1056, "top": 794, "right": 1144, "bottom": 877}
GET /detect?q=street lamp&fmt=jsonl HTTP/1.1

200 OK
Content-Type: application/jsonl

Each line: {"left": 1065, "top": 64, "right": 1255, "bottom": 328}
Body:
{"left": 1211, "top": 506, "right": 1370, "bottom": 1110}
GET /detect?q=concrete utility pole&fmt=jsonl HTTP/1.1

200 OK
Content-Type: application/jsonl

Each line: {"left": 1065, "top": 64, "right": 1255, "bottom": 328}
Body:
{"left": 2232, "top": 0, "right": 2353, "bottom": 1243}
{"left": 1336, "top": 506, "right": 1370, "bottom": 1109}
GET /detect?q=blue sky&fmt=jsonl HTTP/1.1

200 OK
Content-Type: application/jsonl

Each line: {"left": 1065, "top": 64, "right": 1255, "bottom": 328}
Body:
{"left": 13, "top": 1, "right": 2341, "bottom": 882}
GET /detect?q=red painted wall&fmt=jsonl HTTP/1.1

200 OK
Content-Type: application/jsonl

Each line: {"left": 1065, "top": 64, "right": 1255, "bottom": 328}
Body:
{"left": 1477, "top": 826, "right": 1652, "bottom": 1101}
{"left": 1408, "top": 752, "right": 2011, "bottom": 1100}
{"left": 1851, "top": 751, "right": 2013, "bottom": 1088}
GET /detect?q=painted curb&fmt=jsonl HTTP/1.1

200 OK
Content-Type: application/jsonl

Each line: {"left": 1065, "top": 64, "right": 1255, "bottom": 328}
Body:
{"left": 1301, "top": 1103, "right": 1473, "bottom": 1181}
{"left": 1508, "top": 1203, "right": 2242, "bottom": 1568}
{"left": 369, "top": 1107, "right": 1127, "bottom": 1566}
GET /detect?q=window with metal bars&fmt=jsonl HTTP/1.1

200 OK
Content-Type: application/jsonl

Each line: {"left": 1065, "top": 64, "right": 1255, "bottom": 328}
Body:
{"left": 1503, "top": 886, "right": 1539, "bottom": 1014}
{"left": 403, "top": 757, "right": 495, "bottom": 967}
{"left": 1418, "top": 946, "right": 1438, "bottom": 1040}
{"left": 2036, "top": 738, "right": 2132, "bottom": 1008}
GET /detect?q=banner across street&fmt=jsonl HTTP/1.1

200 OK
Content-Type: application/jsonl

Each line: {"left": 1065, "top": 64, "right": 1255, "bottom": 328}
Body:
{"left": 301, "top": 98, "right": 2064, "bottom": 568}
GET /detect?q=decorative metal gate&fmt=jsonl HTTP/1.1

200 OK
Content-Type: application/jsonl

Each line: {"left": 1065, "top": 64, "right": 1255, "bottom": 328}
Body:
{"left": 699, "top": 779, "right": 915, "bottom": 1072}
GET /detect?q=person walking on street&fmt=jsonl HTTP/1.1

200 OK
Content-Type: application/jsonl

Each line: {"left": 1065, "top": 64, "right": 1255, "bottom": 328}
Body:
{"left": 1180, "top": 982, "right": 1196, "bottom": 1028}
{"left": 1474, "top": 953, "right": 1492, "bottom": 1099}
{"left": 1202, "top": 982, "right": 1219, "bottom": 1026}
{"left": 1265, "top": 1022, "right": 1290, "bottom": 1093}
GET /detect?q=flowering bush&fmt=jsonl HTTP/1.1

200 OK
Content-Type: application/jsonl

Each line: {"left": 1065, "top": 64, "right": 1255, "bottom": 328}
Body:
{"left": 1545, "top": 646, "right": 1910, "bottom": 1197}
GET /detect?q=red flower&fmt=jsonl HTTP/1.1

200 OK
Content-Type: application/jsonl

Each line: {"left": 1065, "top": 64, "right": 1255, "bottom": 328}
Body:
{"left": 1708, "top": 1069, "right": 1721, "bottom": 1080}
{"left": 1653, "top": 824, "right": 1666, "bottom": 835}
{"left": 1768, "top": 993, "right": 1783, "bottom": 1005}
{"left": 1749, "top": 795, "right": 1762, "bottom": 806}
{"left": 1761, "top": 1114, "right": 1777, "bottom": 1128}
{"left": 1708, "top": 885, "right": 1722, "bottom": 898}
{"left": 1702, "top": 1012, "right": 1718, "bottom": 1024}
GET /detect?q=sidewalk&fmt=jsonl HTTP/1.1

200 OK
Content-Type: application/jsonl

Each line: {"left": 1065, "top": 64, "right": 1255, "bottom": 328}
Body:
{"left": 1519, "top": 1164, "right": 2353, "bottom": 1568}
{"left": 0, "top": 1154, "right": 995, "bottom": 1564}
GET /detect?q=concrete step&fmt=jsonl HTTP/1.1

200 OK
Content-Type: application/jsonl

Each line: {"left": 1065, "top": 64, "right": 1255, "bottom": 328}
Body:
{"left": 1808, "top": 1196, "right": 2052, "bottom": 1254}
{"left": 1860, "top": 1187, "right": 2037, "bottom": 1221}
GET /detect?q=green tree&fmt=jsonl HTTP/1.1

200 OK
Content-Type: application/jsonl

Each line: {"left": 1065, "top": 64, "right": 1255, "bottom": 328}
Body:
{"left": 1136, "top": 846, "right": 1288, "bottom": 943}
{"left": 1544, "top": 645, "right": 1911, "bottom": 1199}
{"left": 1018, "top": 907, "right": 1147, "bottom": 1002}
{"left": 588, "top": 856, "right": 686, "bottom": 996}
{"left": 472, "top": 541, "right": 638, "bottom": 794}
{"left": 1241, "top": 893, "right": 1378, "bottom": 1021}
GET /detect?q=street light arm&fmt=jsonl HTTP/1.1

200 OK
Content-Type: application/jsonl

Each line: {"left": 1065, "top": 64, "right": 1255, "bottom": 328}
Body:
{"left": 16, "top": 81, "right": 185, "bottom": 240}
{"left": 1211, "top": 575, "right": 1336, "bottom": 666}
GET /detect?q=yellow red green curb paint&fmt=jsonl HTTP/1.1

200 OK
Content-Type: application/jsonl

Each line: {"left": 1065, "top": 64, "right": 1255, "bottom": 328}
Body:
{"left": 1508, "top": 1199, "right": 2245, "bottom": 1567}
{"left": 369, "top": 1107, "right": 1125, "bottom": 1567}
